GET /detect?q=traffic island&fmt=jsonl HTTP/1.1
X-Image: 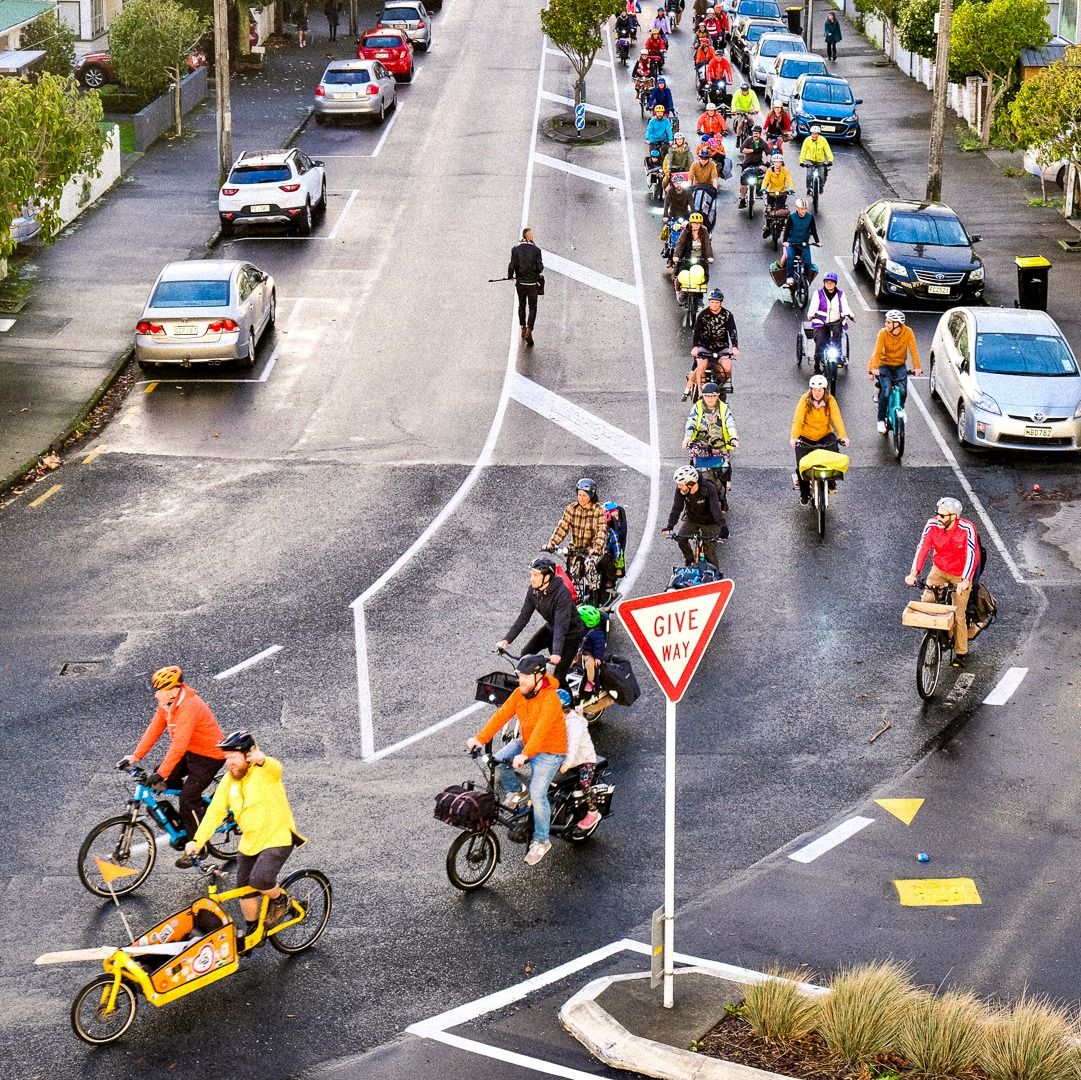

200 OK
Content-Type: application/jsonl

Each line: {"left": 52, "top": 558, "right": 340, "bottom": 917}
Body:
{"left": 543, "top": 114, "right": 615, "bottom": 145}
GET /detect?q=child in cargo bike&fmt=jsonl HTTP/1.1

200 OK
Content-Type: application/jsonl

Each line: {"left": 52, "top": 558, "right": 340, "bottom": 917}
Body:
{"left": 574, "top": 604, "right": 608, "bottom": 699}
{"left": 557, "top": 690, "right": 601, "bottom": 832}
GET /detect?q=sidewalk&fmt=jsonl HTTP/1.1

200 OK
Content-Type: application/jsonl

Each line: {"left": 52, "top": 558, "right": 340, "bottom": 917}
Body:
{"left": 0, "top": 28, "right": 336, "bottom": 492}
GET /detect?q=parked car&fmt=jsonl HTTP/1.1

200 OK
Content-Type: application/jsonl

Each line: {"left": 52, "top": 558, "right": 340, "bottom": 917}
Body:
{"left": 1022, "top": 147, "right": 1067, "bottom": 187}
{"left": 377, "top": 1, "right": 432, "bottom": 50}
{"left": 218, "top": 149, "right": 327, "bottom": 236}
{"left": 749, "top": 32, "right": 805, "bottom": 87}
{"left": 9, "top": 200, "right": 42, "bottom": 245}
{"left": 356, "top": 28, "right": 414, "bottom": 81}
{"left": 765, "top": 51, "right": 826, "bottom": 105}
{"left": 789, "top": 73, "right": 862, "bottom": 141}
{"left": 314, "top": 59, "right": 397, "bottom": 125}
{"left": 74, "top": 49, "right": 205, "bottom": 89}
{"left": 734, "top": 0, "right": 783, "bottom": 18}
{"left": 730, "top": 16, "right": 786, "bottom": 71}
{"left": 851, "top": 200, "right": 984, "bottom": 304}
{"left": 134, "top": 260, "right": 275, "bottom": 372}
{"left": 929, "top": 307, "right": 1081, "bottom": 451}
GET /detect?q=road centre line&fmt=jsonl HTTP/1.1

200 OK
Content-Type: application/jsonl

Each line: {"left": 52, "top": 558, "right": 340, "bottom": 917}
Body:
{"left": 213, "top": 644, "right": 283, "bottom": 681}
{"left": 788, "top": 815, "right": 875, "bottom": 863}
{"left": 509, "top": 372, "right": 652, "bottom": 474}
{"left": 370, "top": 108, "right": 399, "bottom": 158}
{"left": 328, "top": 189, "right": 358, "bottom": 241}
{"left": 532, "top": 151, "right": 627, "bottom": 190}
{"left": 539, "top": 90, "right": 619, "bottom": 119}
{"left": 542, "top": 249, "right": 639, "bottom": 304}
{"left": 983, "top": 666, "right": 1028, "bottom": 705}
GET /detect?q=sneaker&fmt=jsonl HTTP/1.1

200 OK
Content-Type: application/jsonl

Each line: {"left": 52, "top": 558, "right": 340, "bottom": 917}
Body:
{"left": 681, "top": 388, "right": 692, "bottom": 401}
{"left": 951, "top": 654, "right": 967, "bottom": 668}
{"left": 265, "top": 892, "right": 291, "bottom": 929}
{"left": 503, "top": 788, "right": 529, "bottom": 811}
{"left": 877, "top": 420, "right": 887, "bottom": 434}
{"left": 738, "top": 198, "right": 747, "bottom": 208}
{"left": 785, "top": 277, "right": 794, "bottom": 286}
{"left": 800, "top": 494, "right": 810, "bottom": 505}
{"left": 578, "top": 810, "right": 601, "bottom": 831}
{"left": 524, "top": 840, "right": 552, "bottom": 866}
{"left": 583, "top": 680, "right": 594, "bottom": 694}
{"left": 174, "top": 854, "right": 194, "bottom": 869}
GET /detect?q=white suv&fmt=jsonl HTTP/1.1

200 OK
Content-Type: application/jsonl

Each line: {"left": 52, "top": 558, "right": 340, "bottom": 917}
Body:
{"left": 218, "top": 149, "right": 327, "bottom": 236}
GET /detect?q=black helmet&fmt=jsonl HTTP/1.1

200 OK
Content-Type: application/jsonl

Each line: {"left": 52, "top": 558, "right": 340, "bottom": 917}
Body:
{"left": 576, "top": 477, "right": 598, "bottom": 502}
{"left": 217, "top": 729, "right": 255, "bottom": 753}
{"left": 530, "top": 556, "right": 556, "bottom": 578}
{"left": 515, "top": 654, "right": 548, "bottom": 676}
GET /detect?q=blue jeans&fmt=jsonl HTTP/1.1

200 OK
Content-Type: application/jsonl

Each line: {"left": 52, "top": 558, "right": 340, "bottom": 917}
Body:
{"left": 877, "top": 364, "right": 908, "bottom": 423}
{"left": 784, "top": 242, "right": 817, "bottom": 275}
{"left": 493, "top": 740, "right": 565, "bottom": 844}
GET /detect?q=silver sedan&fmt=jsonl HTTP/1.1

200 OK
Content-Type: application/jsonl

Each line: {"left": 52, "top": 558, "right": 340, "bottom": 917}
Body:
{"left": 928, "top": 306, "right": 1081, "bottom": 452}
{"left": 134, "top": 260, "right": 275, "bottom": 371}
{"left": 314, "top": 59, "right": 397, "bottom": 125}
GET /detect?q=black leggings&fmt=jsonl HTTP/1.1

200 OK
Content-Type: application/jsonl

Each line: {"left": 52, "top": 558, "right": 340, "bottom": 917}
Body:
{"left": 516, "top": 283, "right": 539, "bottom": 329}
{"left": 522, "top": 624, "right": 584, "bottom": 686}
{"left": 163, "top": 752, "right": 222, "bottom": 840}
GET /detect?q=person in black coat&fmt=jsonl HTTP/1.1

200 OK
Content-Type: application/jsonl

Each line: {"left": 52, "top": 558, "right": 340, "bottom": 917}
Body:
{"left": 508, "top": 227, "right": 544, "bottom": 347}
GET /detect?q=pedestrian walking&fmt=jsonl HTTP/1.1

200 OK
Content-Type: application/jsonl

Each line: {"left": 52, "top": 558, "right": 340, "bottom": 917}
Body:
{"left": 508, "top": 226, "right": 544, "bottom": 348}
{"left": 295, "top": 1, "right": 309, "bottom": 47}
{"left": 324, "top": 0, "right": 341, "bottom": 42}
{"left": 823, "top": 12, "right": 842, "bottom": 62}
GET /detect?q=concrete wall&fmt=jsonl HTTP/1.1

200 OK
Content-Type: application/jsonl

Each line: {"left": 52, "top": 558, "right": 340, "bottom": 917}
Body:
{"left": 57, "top": 123, "right": 122, "bottom": 227}
{"left": 130, "top": 64, "right": 208, "bottom": 152}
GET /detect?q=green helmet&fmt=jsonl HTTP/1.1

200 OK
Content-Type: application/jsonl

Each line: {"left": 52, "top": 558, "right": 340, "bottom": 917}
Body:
{"left": 578, "top": 605, "right": 602, "bottom": 628}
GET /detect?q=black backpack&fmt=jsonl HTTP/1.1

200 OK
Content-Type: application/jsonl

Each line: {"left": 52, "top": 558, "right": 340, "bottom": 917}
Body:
{"left": 434, "top": 783, "right": 496, "bottom": 831}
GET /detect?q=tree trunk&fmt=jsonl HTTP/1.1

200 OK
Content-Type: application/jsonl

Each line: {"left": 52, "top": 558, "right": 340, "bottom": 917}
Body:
{"left": 174, "top": 67, "right": 183, "bottom": 137}
{"left": 981, "top": 75, "right": 1008, "bottom": 146}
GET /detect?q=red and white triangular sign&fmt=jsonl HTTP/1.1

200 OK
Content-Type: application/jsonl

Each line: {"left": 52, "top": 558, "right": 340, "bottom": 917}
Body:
{"left": 617, "top": 580, "right": 734, "bottom": 703}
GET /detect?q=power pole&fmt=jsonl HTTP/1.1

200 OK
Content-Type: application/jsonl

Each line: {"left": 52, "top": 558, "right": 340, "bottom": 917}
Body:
{"left": 349, "top": 0, "right": 357, "bottom": 37}
{"left": 926, "top": 0, "right": 953, "bottom": 202}
{"left": 214, "top": 0, "right": 233, "bottom": 182}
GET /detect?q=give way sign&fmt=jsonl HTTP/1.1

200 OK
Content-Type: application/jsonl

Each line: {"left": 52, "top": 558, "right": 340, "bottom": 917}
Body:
{"left": 616, "top": 580, "right": 734, "bottom": 703}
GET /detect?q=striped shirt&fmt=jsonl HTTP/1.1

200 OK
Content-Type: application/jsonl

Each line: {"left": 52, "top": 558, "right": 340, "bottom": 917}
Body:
{"left": 910, "top": 517, "right": 978, "bottom": 580}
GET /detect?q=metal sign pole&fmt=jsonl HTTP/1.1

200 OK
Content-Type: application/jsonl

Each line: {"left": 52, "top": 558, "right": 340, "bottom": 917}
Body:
{"left": 663, "top": 696, "right": 676, "bottom": 1008}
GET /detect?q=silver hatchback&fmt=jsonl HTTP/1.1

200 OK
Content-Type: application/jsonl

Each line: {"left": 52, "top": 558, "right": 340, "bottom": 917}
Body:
{"left": 929, "top": 306, "right": 1081, "bottom": 451}
{"left": 314, "top": 59, "right": 397, "bottom": 124}
{"left": 135, "top": 260, "right": 276, "bottom": 371}
{"left": 378, "top": 1, "right": 432, "bottom": 50}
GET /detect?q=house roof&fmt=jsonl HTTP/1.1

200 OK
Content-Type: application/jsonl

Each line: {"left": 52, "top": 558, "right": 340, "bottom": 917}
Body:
{"left": 1021, "top": 37, "right": 1072, "bottom": 68}
{"left": 0, "top": 0, "right": 54, "bottom": 36}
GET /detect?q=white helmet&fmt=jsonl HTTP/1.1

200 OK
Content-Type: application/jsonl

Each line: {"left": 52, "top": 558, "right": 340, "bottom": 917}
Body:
{"left": 936, "top": 496, "right": 963, "bottom": 517}
{"left": 673, "top": 465, "right": 700, "bottom": 485}
{"left": 885, "top": 309, "right": 906, "bottom": 324}
{"left": 808, "top": 374, "right": 828, "bottom": 390}
{"left": 794, "top": 197, "right": 808, "bottom": 209}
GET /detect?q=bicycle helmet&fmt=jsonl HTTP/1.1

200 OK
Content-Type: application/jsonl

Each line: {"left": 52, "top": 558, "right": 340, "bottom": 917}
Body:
{"left": 705, "top": 102, "right": 717, "bottom": 111}
{"left": 689, "top": 212, "right": 704, "bottom": 223}
{"left": 702, "top": 381, "right": 721, "bottom": 395}
{"left": 752, "top": 124, "right": 762, "bottom": 133}
{"left": 885, "top": 309, "right": 906, "bottom": 324}
{"left": 771, "top": 153, "right": 783, "bottom": 162}
{"left": 654, "top": 104, "right": 666, "bottom": 114}
{"left": 698, "top": 146, "right": 710, "bottom": 157}
{"left": 810, "top": 124, "right": 821, "bottom": 133}
{"left": 708, "top": 287, "right": 724, "bottom": 301}
{"left": 578, "top": 604, "right": 603, "bottom": 628}
{"left": 515, "top": 654, "right": 548, "bottom": 676}
{"left": 557, "top": 689, "right": 574, "bottom": 709}
{"left": 823, "top": 271, "right": 838, "bottom": 283}
{"left": 602, "top": 499, "right": 619, "bottom": 512}
{"left": 656, "top": 76, "right": 666, "bottom": 84}
{"left": 674, "top": 465, "right": 700, "bottom": 485}
{"left": 577, "top": 477, "right": 598, "bottom": 501}
{"left": 936, "top": 497, "right": 963, "bottom": 517}
{"left": 809, "top": 374, "right": 829, "bottom": 390}
{"left": 794, "top": 197, "right": 807, "bottom": 209}
{"left": 218, "top": 729, "right": 256, "bottom": 753}
{"left": 530, "top": 555, "right": 556, "bottom": 579}
{"left": 150, "top": 665, "right": 183, "bottom": 691}
{"left": 740, "top": 81, "right": 749, "bottom": 90}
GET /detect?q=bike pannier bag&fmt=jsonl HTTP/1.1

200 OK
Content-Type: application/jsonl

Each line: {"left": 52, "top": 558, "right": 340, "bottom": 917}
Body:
{"left": 720, "top": 155, "right": 733, "bottom": 180}
{"left": 434, "top": 783, "right": 496, "bottom": 830}
{"left": 966, "top": 582, "right": 997, "bottom": 639}
{"left": 599, "top": 654, "right": 641, "bottom": 705}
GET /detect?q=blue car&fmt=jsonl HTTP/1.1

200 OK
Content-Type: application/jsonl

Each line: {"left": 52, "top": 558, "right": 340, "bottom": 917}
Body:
{"left": 789, "top": 74, "right": 862, "bottom": 142}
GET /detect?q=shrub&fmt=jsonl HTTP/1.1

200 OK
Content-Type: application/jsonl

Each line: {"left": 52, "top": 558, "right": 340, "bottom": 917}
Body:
{"left": 899, "top": 988, "right": 987, "bottom": 1078}
{"left": 980, "top": 995, "right": 1078, "bottom": 1080}
{"left": 741, "top": 968, "right": 821, "bottom": 1045}
{"left": 816, "top": 960, "right": 914, "bottom": 1066}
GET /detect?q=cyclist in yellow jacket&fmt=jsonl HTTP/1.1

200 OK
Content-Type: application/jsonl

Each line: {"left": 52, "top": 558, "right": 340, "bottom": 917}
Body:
{"left": 798, "top": 126, "right": 834, "bottom": 194}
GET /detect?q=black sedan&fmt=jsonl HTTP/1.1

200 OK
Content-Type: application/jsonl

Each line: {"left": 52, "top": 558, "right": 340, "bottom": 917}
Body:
{"left": 730, "top": 16, "right": 786, "bottom": 71}
{"left": 851, "top": 200, "right": 985, "bottom": 304}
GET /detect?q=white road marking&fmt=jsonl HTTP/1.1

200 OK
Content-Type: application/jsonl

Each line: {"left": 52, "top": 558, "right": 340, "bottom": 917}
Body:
{"left": 364, "top": 702, "right": 485, "bottom": 763}
{"left": 509, "top": 372, "right": 652, "bottom": 474}
{"left": 984, "top": 666, "right": 1028, "bottom": 705}
{"left": 834, "top": 255, "right": 873, "bottom": 312}
{"left": 424, "top": 1032, "right": 601, "bottom": 1079}
{"left": 542, "top": 249, "right": 639, "bottom": 304}
{"left": 788, "top": 815, "right": 875, "bottom": 863}
{"left": 544, "top": 46, "right": 613, "bottom": 68}
{"left": 944, "top": 671, "right": 976, "bottom": 706}
{"left": 328, "top": 189, "right": 359, "bottom": 241}
{"left": 539, "top": 90, "right": 619, "bottom": 119}
{"left": 370, "top": 107, "right": 399, "bottom": 158}
{"left": 213, "top": 644, "right": 283, "bottom": 680}
{"left": 532, "top": 151, "right": 627, "bottom": 190}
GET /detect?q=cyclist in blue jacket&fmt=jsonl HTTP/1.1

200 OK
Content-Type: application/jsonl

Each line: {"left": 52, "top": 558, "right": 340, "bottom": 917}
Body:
{"left": 647, "top": 75, "right": 675, "bottom": 117}
{"left": 645, "top": 105, "right": 673, "bottom": 150}
{"left": 780, "top": 198, "right": 819, "bottom": 282}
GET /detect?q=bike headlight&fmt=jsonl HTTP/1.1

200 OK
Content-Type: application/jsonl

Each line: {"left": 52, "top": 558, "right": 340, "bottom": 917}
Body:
{"left": 969, "top": 265, "right": 984, "bottom": 282}
{"left": 824, "top": 345, "right": 840, "bottom": 359}
{"left": 885, "top": 259, "right": 908, "bottom": 278}
{"left": 973, "top": 392, "right": 1001, "bottom": 416}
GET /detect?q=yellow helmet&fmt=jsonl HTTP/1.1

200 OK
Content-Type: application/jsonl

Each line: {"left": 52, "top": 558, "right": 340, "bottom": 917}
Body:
{"left": 150, "top": 665, "right": 183, "bottom": 691}
{"left": 653, "top": 104, "right": 666, "bottom": 114}
{"left": 689, "top": 212, "right": 704, "bottom": 223}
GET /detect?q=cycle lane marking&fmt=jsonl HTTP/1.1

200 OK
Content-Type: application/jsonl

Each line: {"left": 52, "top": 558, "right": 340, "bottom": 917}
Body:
{"left": 532, "top": 151, "right": 627, "bottom": 190}
{"left": 541, "top": 249, "right": 640, "bottom": 304}
{"left": 787, "top": 815, "right": 876, "bottom": 864}
{"left": 983, "top": 666, "right": 1028, "bottom": 705}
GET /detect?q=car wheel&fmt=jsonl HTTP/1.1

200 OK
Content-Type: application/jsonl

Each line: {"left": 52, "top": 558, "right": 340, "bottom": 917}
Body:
{"left": 296, "top": 199, "right": 312, "bottom": 236}
{"left": 376, "top": 98, "right": 386, "bottom": 125}
{"left": 315, "top": 179, "right": 327, "bottom": 218}
{"left": 219, "top": 218, "right": 234, "bottom": 238}
{"left": 404, "top": 63, "right": 414, "bottom": 82}
{"left": 137, "top": 360, "right": 157, "bottom": 372}
{"left": 851, "top": 233, "right": 862, "bottom": 274}
{"left": 873, "top": 261, "right": 886, "bottom": 300}
{"left": 239, "top": 332, "right": 256, "bottom": 371}
{"left": 266, "top": 290, "right": 276, "bottom": 330}
{"left": 928, "top": 355, "right": 939, "bottom": 400}
{"left": 81, "top": 64, "right": 107, "bottom": 89}
{"left": 315, "top": 113, "right": 326, "bottom": 125}
{"left": 956, "top": 402, "right": 969, "bottom": 447}
{"left": 853, "top": 128, "right": 862, "bottom": 146}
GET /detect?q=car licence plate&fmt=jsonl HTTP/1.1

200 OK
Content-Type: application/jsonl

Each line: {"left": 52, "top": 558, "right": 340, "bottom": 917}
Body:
{"left": 335, "top": 92, "right": 359, "bottom": 99}
{"left": 1025, "top": 425, "right": 1053, "bottom": 438}
{"left": 927, "top": 284, "right": 951, "bottom": 296}
{"left": 250, "top": 203, "right": 270, "bottom": 212}
{"left": 818, "top": 123, "right": 836, "bottom": 132}
{"left": 173, "top": 325, "right": 197, "bottom": 335}
{"left": 376, "top": 51, "right": 390, "bottom": 57}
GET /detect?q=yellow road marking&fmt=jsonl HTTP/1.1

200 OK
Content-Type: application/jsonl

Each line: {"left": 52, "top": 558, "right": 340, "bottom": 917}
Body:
{"left": 875, "top": 798, "right": 925, "bottom": 826}
{"left": 28, "top": 484, "right": 62, "bottom": 508}
{"left": 894, "top": 878, "right": 982, "bottom": 906}
{"left": 81, "top": 445, "right": 107, "bottom": 464}
{"left": 145, "top": 382, "right": 158, "bottom": 394}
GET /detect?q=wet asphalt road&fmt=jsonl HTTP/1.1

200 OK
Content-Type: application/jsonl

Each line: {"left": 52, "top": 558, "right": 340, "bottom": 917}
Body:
{"left": 2, "top": 2, "right": 1080, "bottom": 1078}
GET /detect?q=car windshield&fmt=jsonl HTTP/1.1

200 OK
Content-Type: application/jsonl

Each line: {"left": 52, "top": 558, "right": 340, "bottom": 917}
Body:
{"left": 151, "top": 279, "right": 230, "bottom": 308}
{"left": 761, "top": 38, "right": 801, "bottom": 56}
{"left": 364, "top": 35, "right": 403, "bottom": 46}
{"left": 887, "top": 212, "right": 969, "bottom": 246}
{"left": 382, "top": 7, "right": 417, "bottom": 19}
{"left": 740, "top": 1, "right": 781, "bottom": 15}
{"left": 975, "top": 333, "right": 1078, "bottom": 377}
{"left": 229, "top": 166, "right": 290, "bottom": 184}
{"left": 801, "top": 80, "right": 853, "bottom": 104}
{"left": 781, "top": 58, "right": 825, "bottom": 77}
{"left": 747, "top": 25, "right": 776, "bottom": 42}
{"left": 323, "top": 69, "right": 371, "bottom": 84}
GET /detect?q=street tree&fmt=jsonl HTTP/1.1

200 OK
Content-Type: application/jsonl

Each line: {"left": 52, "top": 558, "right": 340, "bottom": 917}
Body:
{"left": 109, "top": 0, "right": 209, "bottom": 136}
{"left": 897, "top": 0, "right": 938, "bottom": 61}
{"left": 950, "top": 0, "right": 1050, "bottom": 145}
{"left": 0, "top": 73, "right": 106, "bottom": 261}
{"left": 854, "top": 0, "right": 906, "bottom": 62}
{"left": 1010, "top": 46, "right": 1081, "bottom": 211}
{"left": 19, "top": 11, "right": 77, "bottom": 76}
{"left": 540, "top": 0, "right": 624, "bottom": 114}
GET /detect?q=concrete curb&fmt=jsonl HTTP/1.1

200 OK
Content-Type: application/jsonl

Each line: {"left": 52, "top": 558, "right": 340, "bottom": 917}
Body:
{"left": 559, "top": 969, "right": 799, "bottom": 1080}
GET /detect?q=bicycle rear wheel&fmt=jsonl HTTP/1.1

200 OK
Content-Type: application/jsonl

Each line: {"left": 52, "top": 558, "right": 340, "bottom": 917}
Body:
{"left": 71, "top": 975, "right": 137, "bottom": 1044}
{"left": 269, "top": 869, "right": 333, "bottom": 953}
{"left": 78, "top": 816, "right": 157, "bottom": 898}
{"left": 795, "top": 273, "right": 809, "bottom": 310}
{"left": 446, "top": 829, "right": 499, "bottom": 891}
{"left": 815, "top": 478, "right": 827, "bottom": 539}
{"left": 916, "top": 631, "right": 942, "bottom": 700}
{"left": 892, "top": 413, "right": 905, "bottom": 460}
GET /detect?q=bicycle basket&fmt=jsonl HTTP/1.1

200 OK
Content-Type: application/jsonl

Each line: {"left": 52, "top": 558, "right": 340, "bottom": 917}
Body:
{"left": 901, "top": 600, "right": 955, "bottom": 631}
{"left": 475, "top": 671, "right": 517, "bottom": 705}
{"left": 434, "top": 784, "right": 496, "bottom": 830}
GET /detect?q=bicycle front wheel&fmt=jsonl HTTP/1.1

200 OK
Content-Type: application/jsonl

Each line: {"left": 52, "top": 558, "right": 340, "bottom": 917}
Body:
{"left": 446, "top": 829, "right": 499, "bottom": 891}
{"left": 206, "top": 815, "right": 241, "bottom": 862}
{"left": 78, "top": 816, "right": 157, "bottom": 898}
{"left": 916, "top": 631, "right": 942, "bottom": 700}
{"left": 811, "top": 175, "right": 820, "bottom": 213}
{"left": 795, "top": 274, "right": 809, "bottom": 310}
{"left": 269, "top": 869, "right": 333, "bottom": 954}
{"left": 893, "top": 413, "right": 905, "bottom": 460}
{"left": 816, "top": 479, "right": 827, "bottom": 539}
{"left": 71, "top": 975, "right": 137, "bottom": 1045}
